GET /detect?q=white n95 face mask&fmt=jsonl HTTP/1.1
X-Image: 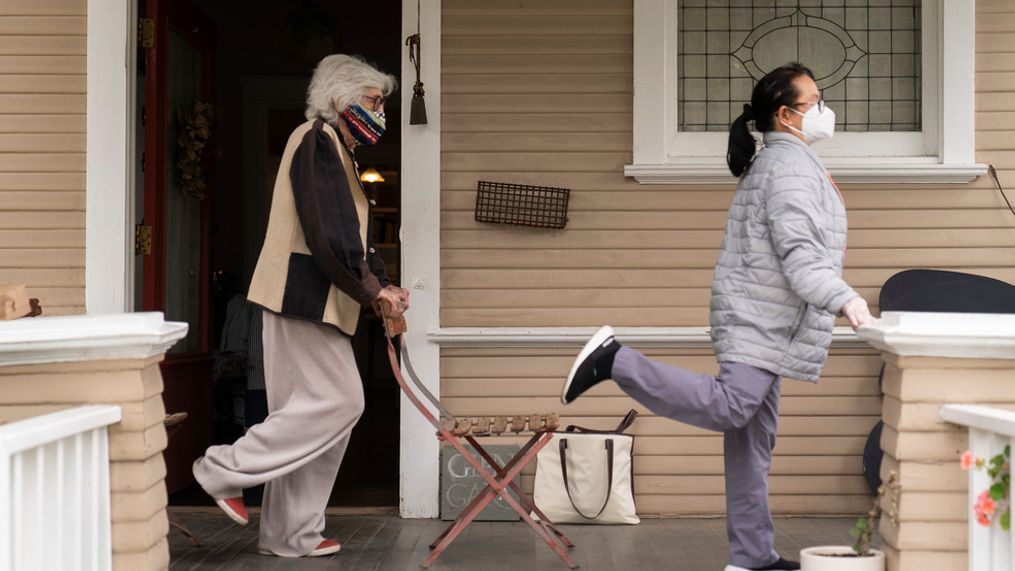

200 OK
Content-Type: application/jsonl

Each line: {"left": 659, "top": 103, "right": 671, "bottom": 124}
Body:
{"left": 786, "top": 102, "right": 836, "bottom": 145}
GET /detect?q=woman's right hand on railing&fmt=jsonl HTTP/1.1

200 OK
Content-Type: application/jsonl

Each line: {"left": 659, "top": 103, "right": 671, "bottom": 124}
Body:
{"left": 841, "top": 296, "right": 876, "bottom": 331}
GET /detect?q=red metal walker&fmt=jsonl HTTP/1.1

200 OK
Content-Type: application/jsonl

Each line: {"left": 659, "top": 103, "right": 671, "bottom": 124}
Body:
{"left": 380, "top": 305, "right": 578, "bottom": 569}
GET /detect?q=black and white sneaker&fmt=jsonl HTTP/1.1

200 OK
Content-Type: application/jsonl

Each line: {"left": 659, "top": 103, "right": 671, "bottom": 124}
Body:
{"left": 561, "top": 325, "right": 620, "bottom": 405}
{"left": 724, "top": 557, "right": 800, "bottom": 571}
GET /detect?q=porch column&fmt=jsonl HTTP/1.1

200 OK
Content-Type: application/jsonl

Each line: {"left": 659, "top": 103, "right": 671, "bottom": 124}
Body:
{"left": 858, "top": 311, "right": 1015, "bottom": 571}
{"left": 0, "top": 313, "right": 187, "bottom": 571}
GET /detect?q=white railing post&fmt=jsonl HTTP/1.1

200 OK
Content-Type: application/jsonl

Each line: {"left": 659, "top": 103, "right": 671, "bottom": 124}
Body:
{"left": 0, "top": 405, "right": 121, "bottom": 571}
{"left": 0, "top": 449, "right": 7, "bottom": 567}
{"left": 942, "top": 404, "right": 1015, "bottom": 571}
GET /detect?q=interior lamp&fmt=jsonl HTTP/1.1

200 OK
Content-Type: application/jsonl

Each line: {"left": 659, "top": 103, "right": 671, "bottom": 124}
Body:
{"left": 360, "top": 168, "right": 385, "bottom": 184}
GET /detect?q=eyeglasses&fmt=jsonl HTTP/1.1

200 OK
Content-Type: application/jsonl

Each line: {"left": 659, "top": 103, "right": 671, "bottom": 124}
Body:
{"left": 362, "top": 94, "right": 386, "bottom": 112}
{"left": 793, "top": 99, "right": 826, "bottom": 114}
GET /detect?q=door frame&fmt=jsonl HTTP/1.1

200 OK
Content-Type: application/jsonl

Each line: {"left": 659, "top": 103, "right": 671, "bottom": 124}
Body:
{"left": 398, "top": 0, "right": 442, "bottom": 519}
{"left": 86, "top": 0, "right": 444, "bottom": 518}
{"left": 86, "top": 0, "right": 136, "bottom": 314}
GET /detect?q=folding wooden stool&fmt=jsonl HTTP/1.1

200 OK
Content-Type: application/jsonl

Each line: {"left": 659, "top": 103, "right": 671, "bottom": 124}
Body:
{"left": 381, "top": 308, "right": 578, "bottom": 569}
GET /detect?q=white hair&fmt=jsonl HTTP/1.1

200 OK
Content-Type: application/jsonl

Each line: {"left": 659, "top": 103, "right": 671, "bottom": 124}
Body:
{"left": 305, "top": 54, "right": 397, "bottom": 123}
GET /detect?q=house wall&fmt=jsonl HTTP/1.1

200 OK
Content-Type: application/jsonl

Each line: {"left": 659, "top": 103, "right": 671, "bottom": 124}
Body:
{"left": 0, "top": 0, "right": 1011, "bottom": 520}
{"left": 439, "top": 0, "right": 1015, "bottom": 515}
{"left": 0, "top": 0, "right": 86, "bottom": 316}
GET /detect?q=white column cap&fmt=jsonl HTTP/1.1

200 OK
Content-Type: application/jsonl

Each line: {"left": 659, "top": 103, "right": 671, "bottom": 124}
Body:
{"left": 858, "top": 311, "right": 1015, "bottom": 359}
{"left": 0, "top": 312, "right": 188, "bottom": 367}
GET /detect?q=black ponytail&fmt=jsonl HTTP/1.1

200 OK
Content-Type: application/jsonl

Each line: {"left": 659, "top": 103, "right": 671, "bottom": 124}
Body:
{"left": 726, "top": 103, "right": 755, "bottom": 177}
{"left": 725, "top": 62, "right": 816, "bottom": 177}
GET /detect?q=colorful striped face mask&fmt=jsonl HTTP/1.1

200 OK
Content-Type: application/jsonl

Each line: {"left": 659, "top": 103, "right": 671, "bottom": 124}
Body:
{"left": 341, "top": 103, "right": 386, "bottom": 146}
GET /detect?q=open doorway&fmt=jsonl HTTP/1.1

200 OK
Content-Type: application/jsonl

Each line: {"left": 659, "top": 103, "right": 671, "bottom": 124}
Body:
{"left": 134, "top": 0, "right": 403, "bottom": 508}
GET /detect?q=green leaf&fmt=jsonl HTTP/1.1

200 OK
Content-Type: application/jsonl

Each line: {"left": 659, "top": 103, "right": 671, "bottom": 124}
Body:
{"left": 991, "top": 483, "right": 1007, "bottom": 501}
{"left": 1005, "top": 445, "right": 1011, "bottom": 458}
{"left": 850, "top": 518, "right": 865, "bottom": 538}
{"left": 851, "top": 517, "right": 872, "bottom": 556}
{"left": 1002, "top": 511, "right": 1011, "bottom": 531}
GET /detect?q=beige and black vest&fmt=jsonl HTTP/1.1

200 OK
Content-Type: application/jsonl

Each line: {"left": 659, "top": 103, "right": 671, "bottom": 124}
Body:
{"left": 248, "top": 119, "right": 387, "bottom": 336}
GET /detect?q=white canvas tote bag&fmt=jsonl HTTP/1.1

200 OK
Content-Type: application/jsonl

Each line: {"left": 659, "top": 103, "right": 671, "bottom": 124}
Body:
{"left": 533, "top": 410, "right": 639, "bottom": 525}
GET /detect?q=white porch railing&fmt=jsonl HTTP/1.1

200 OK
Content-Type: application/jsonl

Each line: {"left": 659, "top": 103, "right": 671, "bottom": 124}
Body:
{"left": 0, "top": 405, "right": 122, "bottom": 571}
{"left": 942, "top": 404, "right": 1015, "bottom": 571}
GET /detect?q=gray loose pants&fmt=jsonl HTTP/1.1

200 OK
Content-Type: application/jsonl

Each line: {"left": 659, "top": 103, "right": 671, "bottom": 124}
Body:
{"left": 193, "top": 311, "right": 365, "bottom": 556}
{"left": 612, "top": 347, "right": 782, "bottom": 569}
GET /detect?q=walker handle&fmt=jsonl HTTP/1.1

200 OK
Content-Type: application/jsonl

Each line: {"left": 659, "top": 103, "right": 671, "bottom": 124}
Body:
{"left": 378, "top": 298, "right": 408, "bottom": 337}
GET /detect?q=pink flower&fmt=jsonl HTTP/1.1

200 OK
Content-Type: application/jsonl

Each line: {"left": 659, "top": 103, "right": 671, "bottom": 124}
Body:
{"left": 977, "top": 511, "right": 992, "bottom": 526}
{"left": 962, "top": 451, "right": 974, "bottom": 470}
{"left": 977, "top": 491, "right": 997, "bottom": 516}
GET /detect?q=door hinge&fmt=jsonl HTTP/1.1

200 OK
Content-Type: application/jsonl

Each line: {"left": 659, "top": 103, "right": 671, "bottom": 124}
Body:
{"left": 135, "top": 223, "right": 153, "bottom": 255}
{"left": 139, "top": 18, "right": 155, "bottom": 48}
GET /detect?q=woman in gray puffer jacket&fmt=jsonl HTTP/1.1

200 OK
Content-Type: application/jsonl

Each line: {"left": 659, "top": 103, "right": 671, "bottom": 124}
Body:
{"left": 561, "top": 63, "right": 875, "bottom": 571}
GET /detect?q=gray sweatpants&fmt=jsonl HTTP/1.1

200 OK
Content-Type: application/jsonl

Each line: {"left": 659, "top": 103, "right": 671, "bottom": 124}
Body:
{"left": 612, "top": 347, "right": 781, "bottom": 569}
{"left": 193, "top": 311, "right": 365, "bottom": 556}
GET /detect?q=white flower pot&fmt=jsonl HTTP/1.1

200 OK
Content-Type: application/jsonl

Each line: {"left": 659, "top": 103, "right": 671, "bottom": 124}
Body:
{"left": 800, "top": 546, "right": 885, "bottom": 571}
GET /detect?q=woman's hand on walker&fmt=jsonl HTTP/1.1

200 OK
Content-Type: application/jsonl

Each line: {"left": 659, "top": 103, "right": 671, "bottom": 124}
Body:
{"left": 375, "top": 287, "right": 408, "bottom": 318}
{"left": 384, "top": 285, "right": 409, "bottom": 311}
{"left": 841, "top": 296, "right": 876, "bottom": 331}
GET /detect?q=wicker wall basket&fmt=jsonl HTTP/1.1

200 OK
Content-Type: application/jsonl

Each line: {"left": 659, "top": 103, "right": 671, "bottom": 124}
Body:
{"left": 474, "top": 180, "right": 570, "bottom": 230}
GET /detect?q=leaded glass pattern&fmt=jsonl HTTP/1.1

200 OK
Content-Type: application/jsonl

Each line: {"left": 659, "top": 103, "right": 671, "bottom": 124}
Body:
{"left": 677, "top": 0, "right": 921, "bottom": 133}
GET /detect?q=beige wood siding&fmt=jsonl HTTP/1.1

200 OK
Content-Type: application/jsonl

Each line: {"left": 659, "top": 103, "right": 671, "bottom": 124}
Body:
{"left": 0, "top": 0, "right": 86, "bottom": 316}
{"left": 442, "top": 346, "right": 881, "bottom": 515}
{"left": 440, "top": 0, "right": 1015, "bottom": 515}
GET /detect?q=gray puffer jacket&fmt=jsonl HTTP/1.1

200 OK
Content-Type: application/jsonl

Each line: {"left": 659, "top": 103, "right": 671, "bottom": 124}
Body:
{"left": 709, "top": 132, "right": 858, "bottom": 382}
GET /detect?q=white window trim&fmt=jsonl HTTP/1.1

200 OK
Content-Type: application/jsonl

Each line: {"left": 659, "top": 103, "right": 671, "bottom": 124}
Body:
{"left": 626, "top": 0, "right": 986, "bottom": 185}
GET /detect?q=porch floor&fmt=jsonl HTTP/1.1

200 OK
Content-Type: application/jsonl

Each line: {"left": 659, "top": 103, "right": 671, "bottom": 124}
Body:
{"left": 168, "top": 508, "right": 878, "bottom": 570}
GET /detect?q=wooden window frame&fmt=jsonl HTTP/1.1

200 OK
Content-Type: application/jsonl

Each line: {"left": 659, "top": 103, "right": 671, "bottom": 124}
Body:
{"left": 625, "top": 0, "right": 986, "bottom": 185}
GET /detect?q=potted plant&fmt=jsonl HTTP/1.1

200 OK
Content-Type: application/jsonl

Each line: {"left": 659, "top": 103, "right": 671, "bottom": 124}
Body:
{"left": 799, "top": 471, "right": 897, "bottom": 570}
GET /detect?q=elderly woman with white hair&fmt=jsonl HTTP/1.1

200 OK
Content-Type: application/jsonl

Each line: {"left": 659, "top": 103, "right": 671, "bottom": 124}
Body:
{"left": 192, "top": 54, "right": 409, "bottom": 558}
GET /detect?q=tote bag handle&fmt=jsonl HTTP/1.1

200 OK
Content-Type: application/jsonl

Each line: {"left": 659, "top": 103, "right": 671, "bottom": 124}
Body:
{"left": 558, "top": 437, "right": 615, "bottom": 520}
{"left": 564, "top": 409, "right": 638, "bottom": 435}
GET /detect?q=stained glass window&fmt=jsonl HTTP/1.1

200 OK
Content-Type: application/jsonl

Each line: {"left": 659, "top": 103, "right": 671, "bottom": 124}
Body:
{"left": 677, "top": 0, "right": 921, "bottom": 133}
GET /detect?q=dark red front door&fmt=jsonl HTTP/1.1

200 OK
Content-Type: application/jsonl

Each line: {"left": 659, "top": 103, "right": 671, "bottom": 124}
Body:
{"left": 141, "top": 0, "right": 217, "bottom": 493}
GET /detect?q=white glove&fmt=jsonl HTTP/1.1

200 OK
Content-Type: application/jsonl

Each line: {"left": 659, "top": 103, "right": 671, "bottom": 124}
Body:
{"left": 841, "top": 296, "right": 876, "bottom": 331}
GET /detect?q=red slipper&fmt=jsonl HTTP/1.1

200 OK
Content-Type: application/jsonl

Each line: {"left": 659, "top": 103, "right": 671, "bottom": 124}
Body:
{"left": 259, "top": 539, "right": 341, "bottom": 557}
{"left": 214, "top": 496, "right": 249, "bottom": 526}
{"left": 309, "top": 539, "right": 341, "bottom": 557}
